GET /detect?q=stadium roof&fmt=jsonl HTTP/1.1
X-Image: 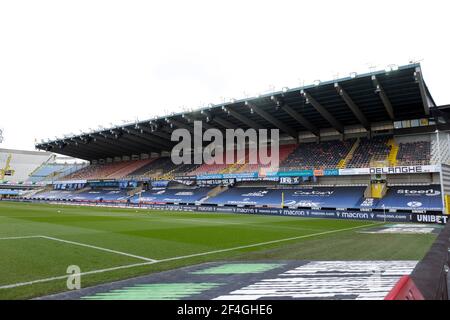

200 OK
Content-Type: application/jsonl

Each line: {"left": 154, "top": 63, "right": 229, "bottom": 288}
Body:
{"left": 36, "top": 63, "right": 439, "bottom": 161}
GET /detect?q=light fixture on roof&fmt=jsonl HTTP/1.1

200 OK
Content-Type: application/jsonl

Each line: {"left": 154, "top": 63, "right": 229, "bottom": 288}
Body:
{"left": 349, "top": 72, "right": 357, "bottom": 79}
{"left": 385, "top": 64, "right": 398, "bottom": 73}
{"left": 313, "top": 80, "right": 321, "bottom": 86}
{"left": 282, "top": 87, "right": 289, "bottom": 93}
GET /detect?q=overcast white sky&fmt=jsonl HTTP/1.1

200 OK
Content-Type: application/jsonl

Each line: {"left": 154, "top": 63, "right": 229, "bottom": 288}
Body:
{"left": 1, "top": 0, "right": 449, "bottom": 151}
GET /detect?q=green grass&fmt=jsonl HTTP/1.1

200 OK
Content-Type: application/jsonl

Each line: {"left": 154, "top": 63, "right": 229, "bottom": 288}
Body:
{"left": 0, "top": 201, "right": 437, "bottom": 299}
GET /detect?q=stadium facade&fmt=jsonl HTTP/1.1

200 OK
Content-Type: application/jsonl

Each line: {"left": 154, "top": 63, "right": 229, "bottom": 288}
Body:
{"left": 2, "top": 63, "right": 450, "bottom": 223}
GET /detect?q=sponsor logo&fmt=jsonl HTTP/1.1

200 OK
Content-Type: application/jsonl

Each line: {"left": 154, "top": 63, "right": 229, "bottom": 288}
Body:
{"left": 242, "top": 191, "right": 268, "bottom": 197}
{"left": 414, "top": 214, "right": 448, "bottom": 225}
{"left": 292, "top": 190, "right": 333, "bottom": 196}
{"left": 360, "top": 198, "right": 375, "bottom": 207}
{"left": 397, "top": 189, "right": 441, "bottom": 196}
{"left": 174, "top": 192, "right": 194, "bottom": 196}
{"left": 284, "top": 200, "right": 321, "bottom": 207}
{"left": 339, "top": 212, "right": 369, "bottom": 219}
{"left": 407, "top": 201, "right": 423, "bottom": 208}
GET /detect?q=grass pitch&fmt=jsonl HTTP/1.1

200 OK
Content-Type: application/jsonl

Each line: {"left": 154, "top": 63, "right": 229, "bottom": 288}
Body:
{"left": 0, "top": 202, "right": 437, "bottom": 299}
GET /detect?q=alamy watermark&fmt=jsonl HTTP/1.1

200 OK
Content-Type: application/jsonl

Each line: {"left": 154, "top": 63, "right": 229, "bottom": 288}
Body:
{"left": 66, "top": 265, "right": 81, "bottom": 290}
{"left": 171, "top": 121, "right": 280, "bottom": 169}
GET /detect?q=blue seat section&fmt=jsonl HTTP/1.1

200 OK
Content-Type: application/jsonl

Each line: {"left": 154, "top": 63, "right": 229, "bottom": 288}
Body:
{"left": 28, "top": 164, "right": 80, "bottom": 182}
{"left": 71, "top": 190, "right": 130, "bottom": 201}
{"left": 33, "top": 189, "right": 130, "bottom": 201}
{"left": 131, "top": 188, "right": 210, "bottom": 204}
{"left": 31, "top": 185, "right": 443, "bottom": 211}
{"left": 206, "top": 186, "right": 366, "bottom": 208}
{"left": 0, "top": 189, "right": 20, "bottom": 195}
{"left": 33, "top": 190, "right": 77, "bottom": 200}
{"left": 376, "top": 185, "right": 442, "bottom": 210}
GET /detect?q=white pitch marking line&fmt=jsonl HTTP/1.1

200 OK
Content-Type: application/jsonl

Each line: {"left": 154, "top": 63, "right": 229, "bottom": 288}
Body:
{"left": 0, "top": 236, "right": 41, "bottom": 240}
{"left": 0, "top": 261, "right": 153, "bottom": 290}
{"left": 0, "top": 222, "right": 381, "bottom": 290}
{"left": 0, "top": 235, "right": 157, "bottom": 262}
{"left": 38, "top": 236, "right": 157, "bottom": 262}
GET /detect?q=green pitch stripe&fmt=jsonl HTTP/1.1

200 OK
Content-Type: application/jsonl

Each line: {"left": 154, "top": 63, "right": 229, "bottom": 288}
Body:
{"left": 81, "top": 283, "right": 221, "bottom": 300}
{"left": 192, "top": 263, "right": 284, "bottom": 274}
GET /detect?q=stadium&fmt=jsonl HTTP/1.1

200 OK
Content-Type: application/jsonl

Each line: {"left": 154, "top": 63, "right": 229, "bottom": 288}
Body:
{"left": 1, "top": 63, "right": 449, "bottom": 301}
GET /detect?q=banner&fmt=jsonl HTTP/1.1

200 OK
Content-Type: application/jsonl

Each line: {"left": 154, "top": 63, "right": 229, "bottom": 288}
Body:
{"left": 151, "top": 180, "right": 170, "bottom": 187}
{"left": 410, "top": 213, "right": 448, "bottom": 225}
{"left": 368, "top": 165, "right": 440, "bottom": 175}
{"left": 280, "top": 177, "right": 301, "bottom": 185}
{"left": 338, "top": 168, "right": 371, "bottom": 176}
{"left": 138, "top": 204, "right": 413, "bottom": 223}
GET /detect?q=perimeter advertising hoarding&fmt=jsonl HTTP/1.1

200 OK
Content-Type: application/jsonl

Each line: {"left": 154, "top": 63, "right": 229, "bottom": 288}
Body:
{"left": 140, "top": 204, "right": 414, "bottom": 223}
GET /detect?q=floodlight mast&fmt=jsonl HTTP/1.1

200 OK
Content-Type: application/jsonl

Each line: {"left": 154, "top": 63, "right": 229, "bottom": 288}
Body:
{"left": 0, "top": 128, "right": 3, "bottom": 144}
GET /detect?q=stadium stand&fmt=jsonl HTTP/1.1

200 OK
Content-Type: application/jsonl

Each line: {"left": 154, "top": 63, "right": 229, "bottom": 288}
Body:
{"left": 63, "top": 159, "right": 152, "bottom": 180}
{"left": 396, "top": 141, "right": 431, "bottom": 166}
{"left": 346, "top": 136, "right": 392, "bottom": 168}
{"left": 0, "top": 148, "right": 53, "bottom": 183}
{"left": 32, "top": 188, "right": 130, "bottom": 202}
{"left": 376, "top": 185, "right": 442, "bottom": 211}
{"left": 27, "top": 163, "right": 86, "bottom": 182}
{"left": 279, "top": 140, "right": 354, "bottom": 171}
{"left": 240, "top": 144, "right": 297, "bottom": 172}
{"left": 106, "top": 159, "right": 152, "bottom": 179}
{"left": 28, "top": 63, "right": 449, "bottom": 219}
{"left": 29, "top": 183, "right": 444, "bottom": 211}
{"left": 189, "top": 150, "right": 244, "bottom": 175}
{"left": 127, "top": 157, "right": 175, "bottom": 178}
{"left": 189, "top": 144, "right": 297, "bottom": 175}
{"left": 204, "top": 186, "right": 367, "bottom": 208}
{"left": 38, "top": 135, "right": 440, "bottom": 182}
{"left": 131, "top": 187, "right": 210, "bottom": 204}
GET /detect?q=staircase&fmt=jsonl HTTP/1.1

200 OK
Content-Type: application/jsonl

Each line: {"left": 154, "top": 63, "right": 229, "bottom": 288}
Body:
{"left": 74, "top": 186, "right": 91, "bottom": 194}
{"left": 338, "top": 138, "right": 360, "bottom": 169}
{"left": 160, "top": 170, "right": 175, "bottom": 180}
{"left": 387, "top": 139, "right": 399, "bottom": 166}
{"left": 22, "top": 187, "right": 46, "bottom": 198}
{"left": 220, "top": 158, "right": 245, "bottom": 174}
{"left": 198, "top": 185, "right": 228, "bottom": 204}
{"left": 127, "top": 186, "right": 143, "bottom": 197}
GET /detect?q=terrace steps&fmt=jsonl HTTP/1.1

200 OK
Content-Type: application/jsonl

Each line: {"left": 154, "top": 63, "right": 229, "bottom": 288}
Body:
{"left": 338, "top": 138, "right": 360, "bottom": 168}
{"left": 387, "top": 139, "right": 399, "bottom": 166}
